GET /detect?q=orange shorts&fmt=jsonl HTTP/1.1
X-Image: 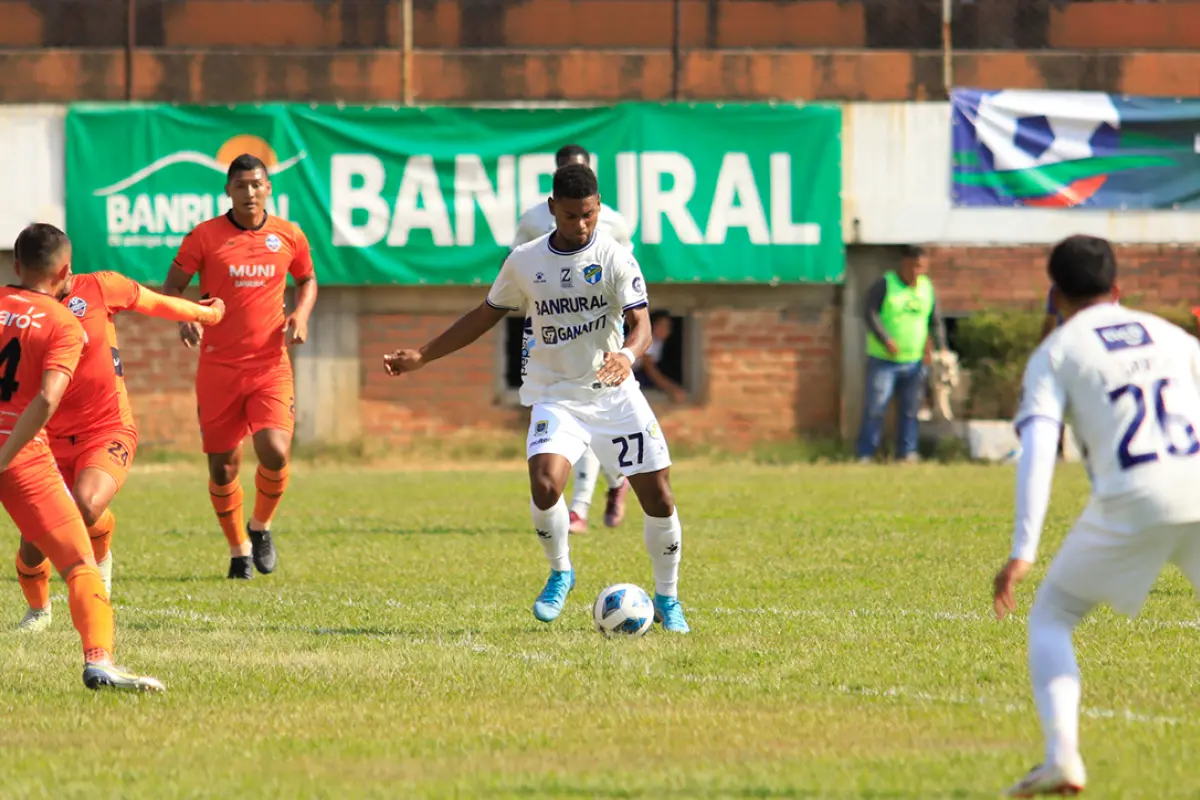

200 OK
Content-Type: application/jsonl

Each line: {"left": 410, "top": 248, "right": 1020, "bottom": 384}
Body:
{"left": 51, "top": 427, "right": 137, "bottom": 490}
{"left": 1, "top": 438, "right": 89, "bottom": 560}
{"left": 197, "top": 357, "right": 295, "bottom": 454}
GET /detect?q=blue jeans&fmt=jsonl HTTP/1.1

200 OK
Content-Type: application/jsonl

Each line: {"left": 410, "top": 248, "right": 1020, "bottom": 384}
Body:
{"left": 856, "top": 357, "right": 925, "bottom": 459}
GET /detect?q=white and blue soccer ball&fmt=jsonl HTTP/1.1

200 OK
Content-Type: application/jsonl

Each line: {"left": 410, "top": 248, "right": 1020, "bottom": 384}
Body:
{"left": 974, "top": 90, "right": 1120, "bottom": 172}
{"left": 593, "top": 583, "right": 654, "bottom": 637}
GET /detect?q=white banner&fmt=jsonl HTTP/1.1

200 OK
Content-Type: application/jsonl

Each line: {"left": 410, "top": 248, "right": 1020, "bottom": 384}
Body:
{"left": 0, "top": 106, "right": 65, "bottom": 247}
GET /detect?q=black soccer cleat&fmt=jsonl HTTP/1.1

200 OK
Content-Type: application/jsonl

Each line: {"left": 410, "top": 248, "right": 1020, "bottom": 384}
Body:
{"left": 227, "top": 556, "right": 253, "bottom": 580}
{"left": 248, "top": 526, "right": 277, "bottom": 574}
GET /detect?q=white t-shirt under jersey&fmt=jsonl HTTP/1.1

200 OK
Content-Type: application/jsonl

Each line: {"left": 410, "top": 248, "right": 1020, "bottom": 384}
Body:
{"left": 488, "top": 231, "right": 648, "bottom": 406}
{"left": 512, "top": 201, "right": 634, "bottom": 250}
{"left": 1015, "top": 303, "right": 1200, "bottom": 528}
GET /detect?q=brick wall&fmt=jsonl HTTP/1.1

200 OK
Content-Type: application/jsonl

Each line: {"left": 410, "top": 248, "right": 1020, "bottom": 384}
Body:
{"left": 929, "top": 245, "right": 1200, "bottom": 314}
{"left": 354, "top": 290, "right": 840, "bottom": 449}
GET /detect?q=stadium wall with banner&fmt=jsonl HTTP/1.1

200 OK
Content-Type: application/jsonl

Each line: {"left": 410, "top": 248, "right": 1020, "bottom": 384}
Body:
{"left": 64, "top": 103, "right": 844, "bottom": 286}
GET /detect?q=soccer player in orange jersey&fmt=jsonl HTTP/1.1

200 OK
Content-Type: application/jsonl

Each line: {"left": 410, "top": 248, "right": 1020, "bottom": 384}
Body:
{"left": 163, "top": 154, "right": 318, "bottom": 579}
{"left": 3, "top": 224, "right": 161, "bottom": 691}
{"left": 14, "top": 272, "right": 225, "bottom": 632}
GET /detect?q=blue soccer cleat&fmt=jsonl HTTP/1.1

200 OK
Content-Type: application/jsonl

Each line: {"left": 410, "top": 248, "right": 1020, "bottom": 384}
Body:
{"left": 533, "top": 569, "right": 575, "bottom": 623}
{"left": 654, "top": 593, "right": 690, "bottom": 633}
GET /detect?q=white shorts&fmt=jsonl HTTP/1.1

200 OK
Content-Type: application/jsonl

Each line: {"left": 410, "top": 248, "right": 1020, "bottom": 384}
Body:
{"left": 526, "top": 383, "right": 671, "bottom": 477}
{"left": 1045, "top": 506, "right": 1200, "bottom": 617}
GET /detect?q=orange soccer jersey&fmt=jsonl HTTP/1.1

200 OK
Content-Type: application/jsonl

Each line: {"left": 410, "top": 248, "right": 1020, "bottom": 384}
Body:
{"left": 171, "top": 212, "right": 314, "bottom": 366}
{"left": 47, "top": 272, "right": 143, "bottom": 442}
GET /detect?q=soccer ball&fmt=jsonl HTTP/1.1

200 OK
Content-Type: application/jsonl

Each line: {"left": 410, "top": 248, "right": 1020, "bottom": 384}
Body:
{"left": 593, "top": 583, "right": 654, "bottom": 637}
{"left": 974, "top": 90, "right": 1120, "bottom": 173}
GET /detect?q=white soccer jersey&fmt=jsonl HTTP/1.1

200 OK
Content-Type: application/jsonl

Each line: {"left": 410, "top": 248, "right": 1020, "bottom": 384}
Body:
{"left": 488, "top": 231, "right": 648, "bottom": 406}
{"left": 512, "top": 201, "right": 634, "bottom": 250}
{"left": 1015, "top": 303, "right": 1200, "bottom": 527}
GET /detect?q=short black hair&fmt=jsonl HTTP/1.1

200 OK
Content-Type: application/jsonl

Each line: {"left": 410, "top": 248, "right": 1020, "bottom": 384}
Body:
{"left": 14, "top": 223, "right": 70, "bottom": 272}
{"left": 552, "top": 163, "right": 598, "bottom": 200}
{"left": 1047, "top": 234, "right": 1116, "bottom": 301}
{"left": 900, "top": 244, "right": 925, "bottom": 259}
{"left": 555, "top": 145, "right": 590, "bottom": 168}
{"left": 650, "top": 309, "right": 671, "bottom": 325}
{"left": 227, "top": 154, "right": 267, "bottom": 182}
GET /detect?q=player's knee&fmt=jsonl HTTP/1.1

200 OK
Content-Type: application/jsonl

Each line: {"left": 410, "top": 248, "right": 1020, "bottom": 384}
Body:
{"left": 208, "top": 459, "right": 239, "bottom": 486}
{"left": 529, "top": 474, "right": 563, "bottom": 510}
{"left": 17, "top": 539, "right": 44, "bottom": 567}
{"left": 636, "top": 474, "right": 674, "bottom": 517}
{"left": 73, "top": 494, "right": 106, "bottom": 528}
{"left": 254, "top": 431, "right": 290, "bottom": 471}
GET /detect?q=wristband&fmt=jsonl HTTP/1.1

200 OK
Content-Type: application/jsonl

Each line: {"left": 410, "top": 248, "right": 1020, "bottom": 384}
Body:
{"left": 618, "top": 347, "right": 636, "bottom": 365}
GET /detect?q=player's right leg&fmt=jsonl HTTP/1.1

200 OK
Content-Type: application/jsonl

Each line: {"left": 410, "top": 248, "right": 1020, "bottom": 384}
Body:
{"left": 2, "top": 444, "right": 161, "bottom": 692}
{"left": 1005, "top": 515, "right": 1172, "bottom": 796}
{"left": 526, "top": 406, "right": 588, "bottom": 623}
{"left": 68, "top": 429, "right": 135, "bottom": 596}
{"left": 856, "top": 358, "right": 898, "bottom": 463}
{"left": 197, "top": 360, "right": 252, "bottom": 578}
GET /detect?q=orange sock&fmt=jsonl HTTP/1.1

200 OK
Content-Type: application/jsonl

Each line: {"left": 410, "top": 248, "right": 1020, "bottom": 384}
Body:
{"left": 65, "top": 564, "right": 114, "bottom": 663}
{"left": 252, "top": 466, "right": 289, "bottom": 530}
{"left": 16, "top": 553, "right": 51, "bottom": 611}
{"left": 209, "top": 480, "right": 247, "bottom": 553}
{"left": 87, "top": 509, "right": 115, "bottom": 563}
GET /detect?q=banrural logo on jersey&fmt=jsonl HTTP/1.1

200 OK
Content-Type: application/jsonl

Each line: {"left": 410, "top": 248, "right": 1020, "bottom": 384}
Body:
{"left": 66, "top": 104, "right": 843, "bottom": 285}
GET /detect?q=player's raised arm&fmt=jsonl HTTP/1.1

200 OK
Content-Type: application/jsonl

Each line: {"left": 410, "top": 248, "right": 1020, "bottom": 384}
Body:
{"left": 130, "top": 287, "right": 225, "bottom": 325}
{"left": 385, "top": 301, "right": 509, "bottom": 376}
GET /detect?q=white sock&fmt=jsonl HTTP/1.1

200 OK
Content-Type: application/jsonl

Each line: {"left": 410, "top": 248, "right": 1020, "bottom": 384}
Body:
{"left": 1028, "top": 583, "right": 1090, "bottom": 768}
{"left": 531, "top": 496, "right": 571, "bottom": 572}
{"left": 570, "top": 449, "right": 602, "bottom": 518}
{"left": 643, "top": 510, "right": 681, "bottom": 597}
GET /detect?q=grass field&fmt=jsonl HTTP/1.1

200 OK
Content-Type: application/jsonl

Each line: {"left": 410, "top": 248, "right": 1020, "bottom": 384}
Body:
{"left": 2, "top": 460, "right": 1199, "bottom": 798}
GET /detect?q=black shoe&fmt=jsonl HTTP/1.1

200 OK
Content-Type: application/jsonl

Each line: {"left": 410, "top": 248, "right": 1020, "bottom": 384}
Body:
{"left": 248, "top": 526, "right": 277, "bottom": 574}
{"left": 227, "top": 556, "right": 253, "bottom": 580}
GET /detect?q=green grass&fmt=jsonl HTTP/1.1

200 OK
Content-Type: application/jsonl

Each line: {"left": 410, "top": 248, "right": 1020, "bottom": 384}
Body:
{"left": 2, "top": 461, "right": 1198, "bottom": 798}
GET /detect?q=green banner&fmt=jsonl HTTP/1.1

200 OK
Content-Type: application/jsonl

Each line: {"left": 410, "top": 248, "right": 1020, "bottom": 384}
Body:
{"left": 65, "top": 104, "right": 843, "bottom": 285}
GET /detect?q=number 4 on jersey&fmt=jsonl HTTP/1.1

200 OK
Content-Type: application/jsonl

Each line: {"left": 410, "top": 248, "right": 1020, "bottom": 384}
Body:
{"left": 1109, "top": 378, "right": 1200, "bottom": 469}
{"left": 0, "top": 339, "right": 20, "bottom": 402}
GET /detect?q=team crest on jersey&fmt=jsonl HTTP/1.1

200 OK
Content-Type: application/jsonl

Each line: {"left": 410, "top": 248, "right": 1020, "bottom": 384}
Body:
{"left": 583, "top": 264, "right": 603, "bottom": 285}
{"left": 265, "top": 233, "right": 282, "bottom": 253}
{"left": 67, "top": 297, "right": 87, "bottom": 317}
{"left": 1095, "top": 322, "right": 1152, "bottom": 352}
{"left": 534, "top": 420, "right": 549, "bottom": 435}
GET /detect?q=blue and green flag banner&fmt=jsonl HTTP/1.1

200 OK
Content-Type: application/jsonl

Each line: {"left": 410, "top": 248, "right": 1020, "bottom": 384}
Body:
{"left": 951, "top": 88, "right": 1200, "bottom": 209}
{"left": 65, "top": 104, "right": 844, "bottom": 286}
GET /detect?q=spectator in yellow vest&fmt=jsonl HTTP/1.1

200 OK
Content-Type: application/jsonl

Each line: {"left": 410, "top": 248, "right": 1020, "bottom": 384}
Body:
{"left": 858, "top": 245, "right": 948, "bottom": 463}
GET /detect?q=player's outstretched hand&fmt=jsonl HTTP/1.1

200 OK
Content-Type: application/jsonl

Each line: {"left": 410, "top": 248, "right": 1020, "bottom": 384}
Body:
{"left": 384, "top": 349, "right": 424, "bottom": 376}
{"left": 199, "top": 297, "right": 225, "bottom": 325}
{"left": 285, "top": 313, "right": 308, "bottom": 346}
{"left": 992, "top": 558, "right": 1032, "bottom": 620}
{"left": 597, "top": 350, "right": 633, "bottom": 387}
{"left": 178, "top": 321, "right": 202, "bottom": 348}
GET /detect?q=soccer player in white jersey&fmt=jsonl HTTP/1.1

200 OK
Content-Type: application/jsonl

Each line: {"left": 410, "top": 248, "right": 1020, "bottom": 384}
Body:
{"left": 512, "top": 145, "right": 636, "bottom": 536}
{"left": 385, "top": 164, "right": 689, "bottom": 633}
{"left": 993, "top": 234, "right": 1200, "bottom": 797}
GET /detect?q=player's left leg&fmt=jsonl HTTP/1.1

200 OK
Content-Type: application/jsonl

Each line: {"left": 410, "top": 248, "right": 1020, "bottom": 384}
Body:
{"left": 600, "top": 460, "right": 629, "bottom": 529}
{"left": 244, "top": 359, "right": 297, "bottom": 576}
{"left": 67, "top": 429, "right": 136, "bottom": 596}
{"left": 13, "top": 448, "right": 78, "bottom": 631}
{"left": 567, "top": 447, "right": 601, "bottom": 534}
{"left": 589, "top": 389, "right": 687, "bottom": 633}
